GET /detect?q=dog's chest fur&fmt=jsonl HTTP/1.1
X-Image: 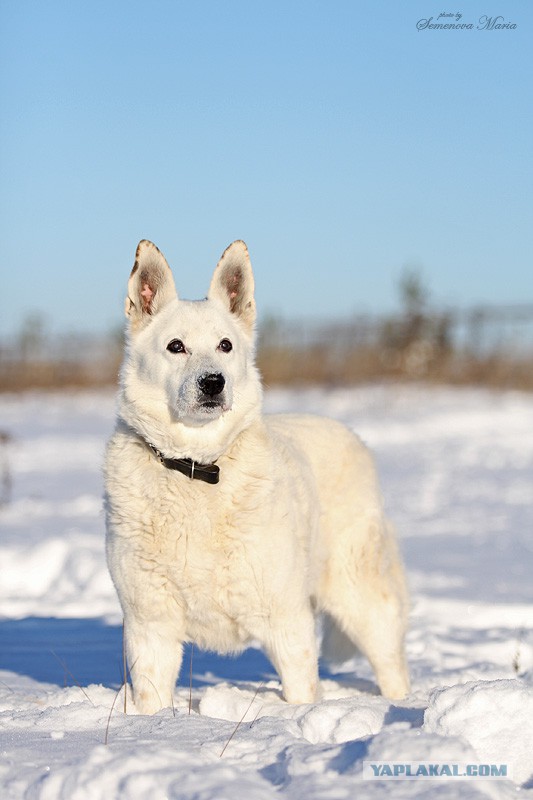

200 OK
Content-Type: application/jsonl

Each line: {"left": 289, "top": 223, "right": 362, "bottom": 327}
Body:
{"left": 105, "top": 425, "right": 314, "bottom": 652}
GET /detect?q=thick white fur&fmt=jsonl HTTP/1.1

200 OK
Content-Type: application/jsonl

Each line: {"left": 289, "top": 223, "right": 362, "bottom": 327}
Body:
{"left": 105, "top": 240, "right": 410, "bottom": 714}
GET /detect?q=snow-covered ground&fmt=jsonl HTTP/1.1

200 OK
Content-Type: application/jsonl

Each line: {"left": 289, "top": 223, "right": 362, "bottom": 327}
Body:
{"left": 0, "top": 384, "right": 532, "bottom": 798}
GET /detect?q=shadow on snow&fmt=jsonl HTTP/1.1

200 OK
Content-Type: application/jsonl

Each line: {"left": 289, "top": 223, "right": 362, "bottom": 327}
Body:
{"left": 0, "top": 617, "right": 366, "bottom": 692}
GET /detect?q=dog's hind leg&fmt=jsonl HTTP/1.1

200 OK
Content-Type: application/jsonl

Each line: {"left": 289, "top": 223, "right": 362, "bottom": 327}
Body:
{"left": 323, "top": 591, "right": 410, "bottom": 700}
{"left": 320, "top": 521, "right": 410, "bottom": 700}
{"left": 124, "top": 616, "right": 183, "bottom": 714}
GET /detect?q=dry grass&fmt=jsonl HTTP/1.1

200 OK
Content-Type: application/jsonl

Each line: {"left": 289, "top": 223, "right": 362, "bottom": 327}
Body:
{"left": 257, "top": 344, "right": 533, "bottom": 391}
{"left": 0, "top": 357, "right": 121, "bottom": 392}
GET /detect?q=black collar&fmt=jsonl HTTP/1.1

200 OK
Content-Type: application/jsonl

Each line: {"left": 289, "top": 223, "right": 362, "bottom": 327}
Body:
{"left": 147, "top": 443, "right": 220, "bottom": 485}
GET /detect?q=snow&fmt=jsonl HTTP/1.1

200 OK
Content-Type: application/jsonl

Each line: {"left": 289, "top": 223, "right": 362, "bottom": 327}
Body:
{"left": 424, "top": 679, "right": 533, "bottom": 784}
{"left": 0, "top": 384, "right": 532, "bottom": 798}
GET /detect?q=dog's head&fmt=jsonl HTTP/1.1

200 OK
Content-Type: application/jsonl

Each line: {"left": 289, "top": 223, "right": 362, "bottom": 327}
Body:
{"left": 119, "top": 240, "right": 261, "bottom": 458}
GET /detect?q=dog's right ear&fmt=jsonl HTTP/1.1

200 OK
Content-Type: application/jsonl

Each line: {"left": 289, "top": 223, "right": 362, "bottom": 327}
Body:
{"left": 125, "top": 240, "right": 178, "bottom": 332}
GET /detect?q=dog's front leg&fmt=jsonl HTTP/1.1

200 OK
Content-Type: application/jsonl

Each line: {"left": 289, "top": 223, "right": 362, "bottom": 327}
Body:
{"left": 263, "top": 606, "right": 319, "bottom": 704}
{"left": 124, "top": 616, "right": 184, "bottom": 715}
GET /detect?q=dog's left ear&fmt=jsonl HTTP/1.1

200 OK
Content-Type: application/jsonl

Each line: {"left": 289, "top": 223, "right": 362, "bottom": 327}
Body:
{"left": 208, "top": 241, "right": 256, "bottom": 334}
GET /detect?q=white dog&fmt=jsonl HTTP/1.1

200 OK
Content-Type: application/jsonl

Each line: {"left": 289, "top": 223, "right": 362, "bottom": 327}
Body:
{"left": 105, "top": 240, "right": 410, "bottom": 714}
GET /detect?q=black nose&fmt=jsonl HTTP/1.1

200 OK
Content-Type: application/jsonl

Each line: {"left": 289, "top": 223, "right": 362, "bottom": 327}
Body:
{"left": 198, "top": 373, "right": 225, "bottom": 397}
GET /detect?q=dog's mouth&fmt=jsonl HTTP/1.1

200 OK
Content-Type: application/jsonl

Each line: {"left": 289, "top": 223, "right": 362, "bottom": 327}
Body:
{"left": 199, "top": 396, "right": 232, "bottom": 412}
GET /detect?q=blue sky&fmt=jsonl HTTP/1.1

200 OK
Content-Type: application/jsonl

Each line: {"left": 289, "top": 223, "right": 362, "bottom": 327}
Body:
{"left": 1, "top": 0, "right": 531, "bottom": 336}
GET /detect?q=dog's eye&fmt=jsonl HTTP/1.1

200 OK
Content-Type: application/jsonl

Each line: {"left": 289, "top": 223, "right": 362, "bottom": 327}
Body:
{"left": 167, "top": 339, "right": 186, "bottom": 354}
{"left": 218, "top": 339, "right": 233, "bottom": 353}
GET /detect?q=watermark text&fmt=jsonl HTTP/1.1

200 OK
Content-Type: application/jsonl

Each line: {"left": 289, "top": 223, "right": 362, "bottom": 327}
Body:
{"left": 416, "top": 14, "right": 517, "bottom": 31}
{"left": 363, "top": 762, "right": 511, "bottom": 780}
